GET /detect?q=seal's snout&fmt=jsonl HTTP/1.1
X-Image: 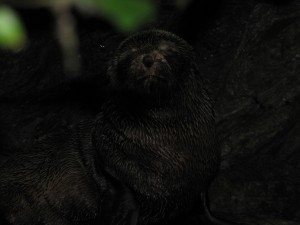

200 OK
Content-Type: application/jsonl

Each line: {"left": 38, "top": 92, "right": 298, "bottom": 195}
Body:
{"left": 141, "top": 52, "right": 167, "bottom": 70}
{"left": 142, "top": 55, "right": 154, "bottom": 68}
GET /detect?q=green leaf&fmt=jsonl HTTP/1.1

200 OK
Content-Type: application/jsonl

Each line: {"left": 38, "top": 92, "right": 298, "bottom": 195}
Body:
{"left": 0, "top": 5, "right": 26, "bottom": 50}
{"left": 89, "top": 0, "right": 156, "bottom": 32}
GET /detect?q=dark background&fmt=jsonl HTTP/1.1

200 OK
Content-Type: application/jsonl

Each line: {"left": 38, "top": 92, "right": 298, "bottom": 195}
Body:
{"left": 0, "top": 0, "right": 299, "bottom": 224}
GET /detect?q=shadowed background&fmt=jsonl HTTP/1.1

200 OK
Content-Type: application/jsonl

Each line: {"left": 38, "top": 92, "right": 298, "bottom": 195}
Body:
{"left": 0, "top": 0, "right": 299, "bottom": 224}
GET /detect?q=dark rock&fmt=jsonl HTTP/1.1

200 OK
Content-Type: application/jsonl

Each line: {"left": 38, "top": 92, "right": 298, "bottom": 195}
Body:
{"left": 210, "top": 1, "right": 300, "bottom": 223}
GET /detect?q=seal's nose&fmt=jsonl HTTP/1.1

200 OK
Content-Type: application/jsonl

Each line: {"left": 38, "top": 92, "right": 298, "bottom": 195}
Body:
{"left": 142, "top": 55, "right": 154, "bottom": 68}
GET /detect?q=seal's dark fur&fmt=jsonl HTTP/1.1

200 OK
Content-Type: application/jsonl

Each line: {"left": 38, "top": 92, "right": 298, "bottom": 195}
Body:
{"left": 93, "top": 30, "right": 220, "bottom": 223}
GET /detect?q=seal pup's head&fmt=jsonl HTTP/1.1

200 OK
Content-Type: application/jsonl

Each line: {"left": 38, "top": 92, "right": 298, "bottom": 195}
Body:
{"left": 107, "top": 30, "right": 195, "bottom": 102}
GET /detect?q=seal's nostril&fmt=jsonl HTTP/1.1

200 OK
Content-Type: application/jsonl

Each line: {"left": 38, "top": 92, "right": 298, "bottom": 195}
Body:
{"left": 143, "top": 55, "right": 154, "bottom": 68}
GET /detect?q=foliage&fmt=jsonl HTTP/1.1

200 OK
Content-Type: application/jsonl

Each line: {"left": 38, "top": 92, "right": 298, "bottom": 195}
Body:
{"left": 84, "top": 0, "right": 156, "bottom": 32}
{"left": 0, "top": 5, "right": 26, "bottom": 51}
{"left": 0, "top": 0, "right": 192, "bottom": 51}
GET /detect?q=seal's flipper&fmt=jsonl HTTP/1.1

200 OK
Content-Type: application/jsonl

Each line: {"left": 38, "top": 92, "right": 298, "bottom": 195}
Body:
{"left": 99, "top": 167, "right": 140, "bottom": 225}
{"left": 200, "top": 192, "right": 250, "bottom": 225}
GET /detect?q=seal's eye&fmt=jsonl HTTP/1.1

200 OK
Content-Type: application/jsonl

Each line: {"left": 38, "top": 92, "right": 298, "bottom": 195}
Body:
{"left": 159, "top": 41, "right": 180, "bottom": 54}
{"left": 119, "top": 49, "right": 138, "bottom": 62}
{"left": 159, "top": 43, "right": 169, "bottom": 51}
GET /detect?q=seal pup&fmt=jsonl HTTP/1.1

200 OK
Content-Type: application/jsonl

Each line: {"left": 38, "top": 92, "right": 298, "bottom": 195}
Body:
{"left": 93, "top": 29, "right": 226, "bottom": 224}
